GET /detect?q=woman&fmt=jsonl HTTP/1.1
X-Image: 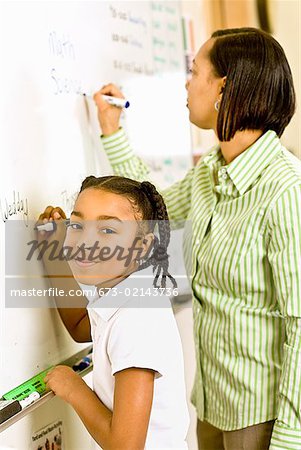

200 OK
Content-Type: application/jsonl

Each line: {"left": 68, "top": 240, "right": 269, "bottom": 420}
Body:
{"left": 93, "top": 28, "right": 300, "bottom": 450}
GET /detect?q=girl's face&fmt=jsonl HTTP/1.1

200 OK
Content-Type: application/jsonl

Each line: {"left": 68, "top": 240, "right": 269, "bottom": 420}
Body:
{"left": 64, "top": 188, "right": 151, "bottom": 286}
{"left": 186, "top": 38, "right": 225, "bottom": 131}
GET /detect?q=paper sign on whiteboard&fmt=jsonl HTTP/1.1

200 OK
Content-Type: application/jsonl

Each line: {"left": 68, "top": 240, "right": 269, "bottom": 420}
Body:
{"left": 32, "top": 420, "right": 63, "bottom": 450}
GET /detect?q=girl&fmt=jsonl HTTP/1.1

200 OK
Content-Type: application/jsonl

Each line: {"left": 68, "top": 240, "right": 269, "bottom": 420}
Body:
{"left": 39, "top": 176, "right": 190, "bottom": 450}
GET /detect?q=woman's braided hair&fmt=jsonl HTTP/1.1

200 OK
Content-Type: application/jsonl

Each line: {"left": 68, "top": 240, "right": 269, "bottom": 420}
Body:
{"left": 79, "top": 175, "right": 177, "bottom": 289}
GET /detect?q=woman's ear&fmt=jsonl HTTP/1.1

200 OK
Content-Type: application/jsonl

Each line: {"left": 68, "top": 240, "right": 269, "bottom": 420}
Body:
{"left": 219, "top": 76, "right": 227, "bottom": 99}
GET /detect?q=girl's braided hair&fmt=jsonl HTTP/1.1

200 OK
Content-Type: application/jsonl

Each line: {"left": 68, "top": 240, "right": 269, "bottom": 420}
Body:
{"left": 79, "top": 175, "right": 177, "bottom": 289}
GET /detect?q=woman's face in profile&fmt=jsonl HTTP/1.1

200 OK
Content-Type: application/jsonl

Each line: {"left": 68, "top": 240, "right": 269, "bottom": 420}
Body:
{"left": 186, "top": 38, "right": 224, "bottom": 131}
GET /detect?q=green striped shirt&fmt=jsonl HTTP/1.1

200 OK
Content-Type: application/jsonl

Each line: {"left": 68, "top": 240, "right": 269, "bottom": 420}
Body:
{"left": 101, "top": 128, "right": 301, "bottom": 449}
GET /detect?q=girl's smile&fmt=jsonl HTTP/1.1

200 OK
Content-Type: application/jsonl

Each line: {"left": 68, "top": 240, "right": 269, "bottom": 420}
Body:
{"left": 74, "top": 258, "right": 98, "bottom": 268}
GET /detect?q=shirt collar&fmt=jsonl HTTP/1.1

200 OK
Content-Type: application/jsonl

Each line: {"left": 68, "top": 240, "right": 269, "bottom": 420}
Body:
{"left": 86, "top": 267, "right": 154, "bottom": 322}
{"left": 202, "top": 144, "right": 224, "bottom": 167}
{"left": 225, "top": 130, "right": 282, "bottom": 195}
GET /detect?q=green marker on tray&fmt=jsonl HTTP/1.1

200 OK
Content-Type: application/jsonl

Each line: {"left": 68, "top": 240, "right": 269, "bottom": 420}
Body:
{"left": 1, "top": 367, "right": 53, "bottom": 401}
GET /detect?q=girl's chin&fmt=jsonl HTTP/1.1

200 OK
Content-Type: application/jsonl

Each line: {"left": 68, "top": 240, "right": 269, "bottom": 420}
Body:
{"left": 69, "top": 264, "right": 114, "bottom": 286}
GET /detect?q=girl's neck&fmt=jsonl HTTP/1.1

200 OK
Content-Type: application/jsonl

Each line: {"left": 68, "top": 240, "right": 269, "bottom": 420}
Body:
{"left": 96, "top": 260, "right": 139, "bottom": 292}
{"left": 218, "top": 129, "right": 263, "bottom": 165}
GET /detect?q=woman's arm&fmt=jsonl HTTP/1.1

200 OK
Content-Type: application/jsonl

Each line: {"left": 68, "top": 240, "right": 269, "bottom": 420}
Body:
{"left": 266, "top": 184, "right": 301, "bottom": 449}
{"left": 45, "top": 365, "right": 155, "bottom": 450}
{"left": 94, "top": 85, "right": 195, "bottom": 224}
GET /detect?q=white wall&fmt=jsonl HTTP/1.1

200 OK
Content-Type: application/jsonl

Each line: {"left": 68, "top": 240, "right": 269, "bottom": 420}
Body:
{"left": 271, "top": 0, "right": 300, "bottom": 156}
{"left": 181, "top": 0, "right": 300, "bottom": 157}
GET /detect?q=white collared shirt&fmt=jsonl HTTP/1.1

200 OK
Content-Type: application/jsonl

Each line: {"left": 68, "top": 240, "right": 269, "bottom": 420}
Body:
{"left": 81, "top": 267, "right": 189, "bottom": 449}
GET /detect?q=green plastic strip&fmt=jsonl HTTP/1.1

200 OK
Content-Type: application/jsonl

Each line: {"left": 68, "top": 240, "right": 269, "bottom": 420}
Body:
{"left": 1, "top": 367, "right": 53, "bottom": 401}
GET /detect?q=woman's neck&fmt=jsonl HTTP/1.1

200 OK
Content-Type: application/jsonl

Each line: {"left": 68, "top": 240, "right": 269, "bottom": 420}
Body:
{"left": 218, "top": 129, "right": 263, "bottom": 165}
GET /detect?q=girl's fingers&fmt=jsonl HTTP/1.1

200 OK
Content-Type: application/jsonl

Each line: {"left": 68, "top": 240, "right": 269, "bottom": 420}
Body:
{"left": 38, "top": 206, "right": 66, "bottom": 221}
{"left": 43, "top": 205, "right": 55, "bottom": 219}
{"left": 35, "top": 206, "right": 66, "bottom": 237}
{"left": 52, "top": 207, "right": 66, "bottom": 219}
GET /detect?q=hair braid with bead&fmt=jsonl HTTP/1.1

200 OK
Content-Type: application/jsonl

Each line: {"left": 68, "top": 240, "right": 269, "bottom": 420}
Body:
{"left": 137, "top": 181, "right": 177, "bottom": 289}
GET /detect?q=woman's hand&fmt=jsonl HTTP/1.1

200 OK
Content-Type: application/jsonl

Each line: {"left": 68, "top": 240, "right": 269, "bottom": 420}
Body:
{"left": 44, "top": 365, "right": 87, "bottom": 404}
{"left": 93, "top": 83, "right": 124, "bottom": 136}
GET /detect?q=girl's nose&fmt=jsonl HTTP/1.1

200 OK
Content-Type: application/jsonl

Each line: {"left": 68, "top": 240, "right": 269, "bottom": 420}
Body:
{"left": 185, "top": 79, "right": 190, "bottom": 90}
{"left": 76, "top": 230, "right": 99, "bottom": 252}
{"left": 76, "top": 238, "right": 98, "bottom": 251}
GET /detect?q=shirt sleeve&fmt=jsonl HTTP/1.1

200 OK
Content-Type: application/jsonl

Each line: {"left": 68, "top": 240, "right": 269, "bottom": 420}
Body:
{"left": 107, "top": 306, "right": 173, "bottom": 378}
{"left": 101, "top": 128, "right": 195, "bottom": 224}
{"left": 267, "top": 184, "right": 301, "bottom": 450}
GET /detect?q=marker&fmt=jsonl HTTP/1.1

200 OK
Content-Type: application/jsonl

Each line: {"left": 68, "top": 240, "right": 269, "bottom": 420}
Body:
{"left": 34, "top": 219, "right": 70, "bottom": 232}
{"left": 72, "top": 353, "right": 93, "bottom": 372}
{"left": 83, "top": 93, "right": 130, "bottom": 109}
{"left": 19, "top": 391, "right": 40, "bottom": 409}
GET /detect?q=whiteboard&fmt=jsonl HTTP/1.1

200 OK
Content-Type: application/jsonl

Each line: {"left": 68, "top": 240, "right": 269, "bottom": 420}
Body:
{"left": 0, "top": 0, "right": 192, "bottom": 398}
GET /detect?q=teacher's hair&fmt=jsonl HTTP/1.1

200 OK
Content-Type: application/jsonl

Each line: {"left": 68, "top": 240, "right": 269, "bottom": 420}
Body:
{"left": 210, "top": 27, "right": 296, "bottom": 141}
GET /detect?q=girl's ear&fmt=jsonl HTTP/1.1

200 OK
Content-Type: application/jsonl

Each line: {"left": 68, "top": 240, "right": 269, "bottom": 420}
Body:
{"left": 140, "top": 232, "right": 154, "bottom": 259}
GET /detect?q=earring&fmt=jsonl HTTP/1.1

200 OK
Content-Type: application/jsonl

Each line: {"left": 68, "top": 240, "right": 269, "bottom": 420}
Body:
{"left": 214, "top": 100, "right": 220, "bottom": 112}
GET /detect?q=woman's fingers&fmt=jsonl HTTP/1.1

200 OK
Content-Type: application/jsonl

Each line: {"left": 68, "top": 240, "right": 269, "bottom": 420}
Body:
{"left": 93, "top": 83, "right": 125, "bottom": 106}
{"left": 100, "top": 83, "right": 124, "bottom": 98}
{"left": 93, "top": 84, "right": 123, "bottom": 135}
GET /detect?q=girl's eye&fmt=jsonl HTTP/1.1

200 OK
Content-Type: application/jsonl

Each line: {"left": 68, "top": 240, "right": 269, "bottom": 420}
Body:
{"left": 100, "top": 228, "right": 116, "bottom": 234}
{"left": 67, "top": 223, "right": 83, "bottom": 230}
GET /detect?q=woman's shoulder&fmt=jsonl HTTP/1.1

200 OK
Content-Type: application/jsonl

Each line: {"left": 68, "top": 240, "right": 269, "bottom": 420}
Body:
{"left": 276, "top": 146, "right": 301, "bottom": 179}
{"left": 280, "top": 146, "right": 301, "bottom": 180}
{"left": 263, "top": 145, "right": 301, "bottom": 194}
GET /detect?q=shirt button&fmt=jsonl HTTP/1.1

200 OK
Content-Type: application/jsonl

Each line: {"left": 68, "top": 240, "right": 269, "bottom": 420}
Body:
{"left": 222, "top": 174, "right": 227, "bottom": 180}
{"left": 221, "top": 168, "right": 227, "bottom": 174}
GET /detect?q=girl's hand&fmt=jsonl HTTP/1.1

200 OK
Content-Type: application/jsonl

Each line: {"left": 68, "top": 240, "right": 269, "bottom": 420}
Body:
{"left": 93, "top": 83, "right": 124, "bottom": 136}
{"left": 35, "top": 206, "right": 69, "bottom": 276}
{"left": 38, "top": 205, "right": 66, "bottom": 221}
{"left": 36, "top": 205, "right": 67, "bottom": 244}
{"left": 44, "top": 365, "right": 86, "bottom": 404}
{"left": 36, "top": 206, "right": 67, "bottom": 238}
